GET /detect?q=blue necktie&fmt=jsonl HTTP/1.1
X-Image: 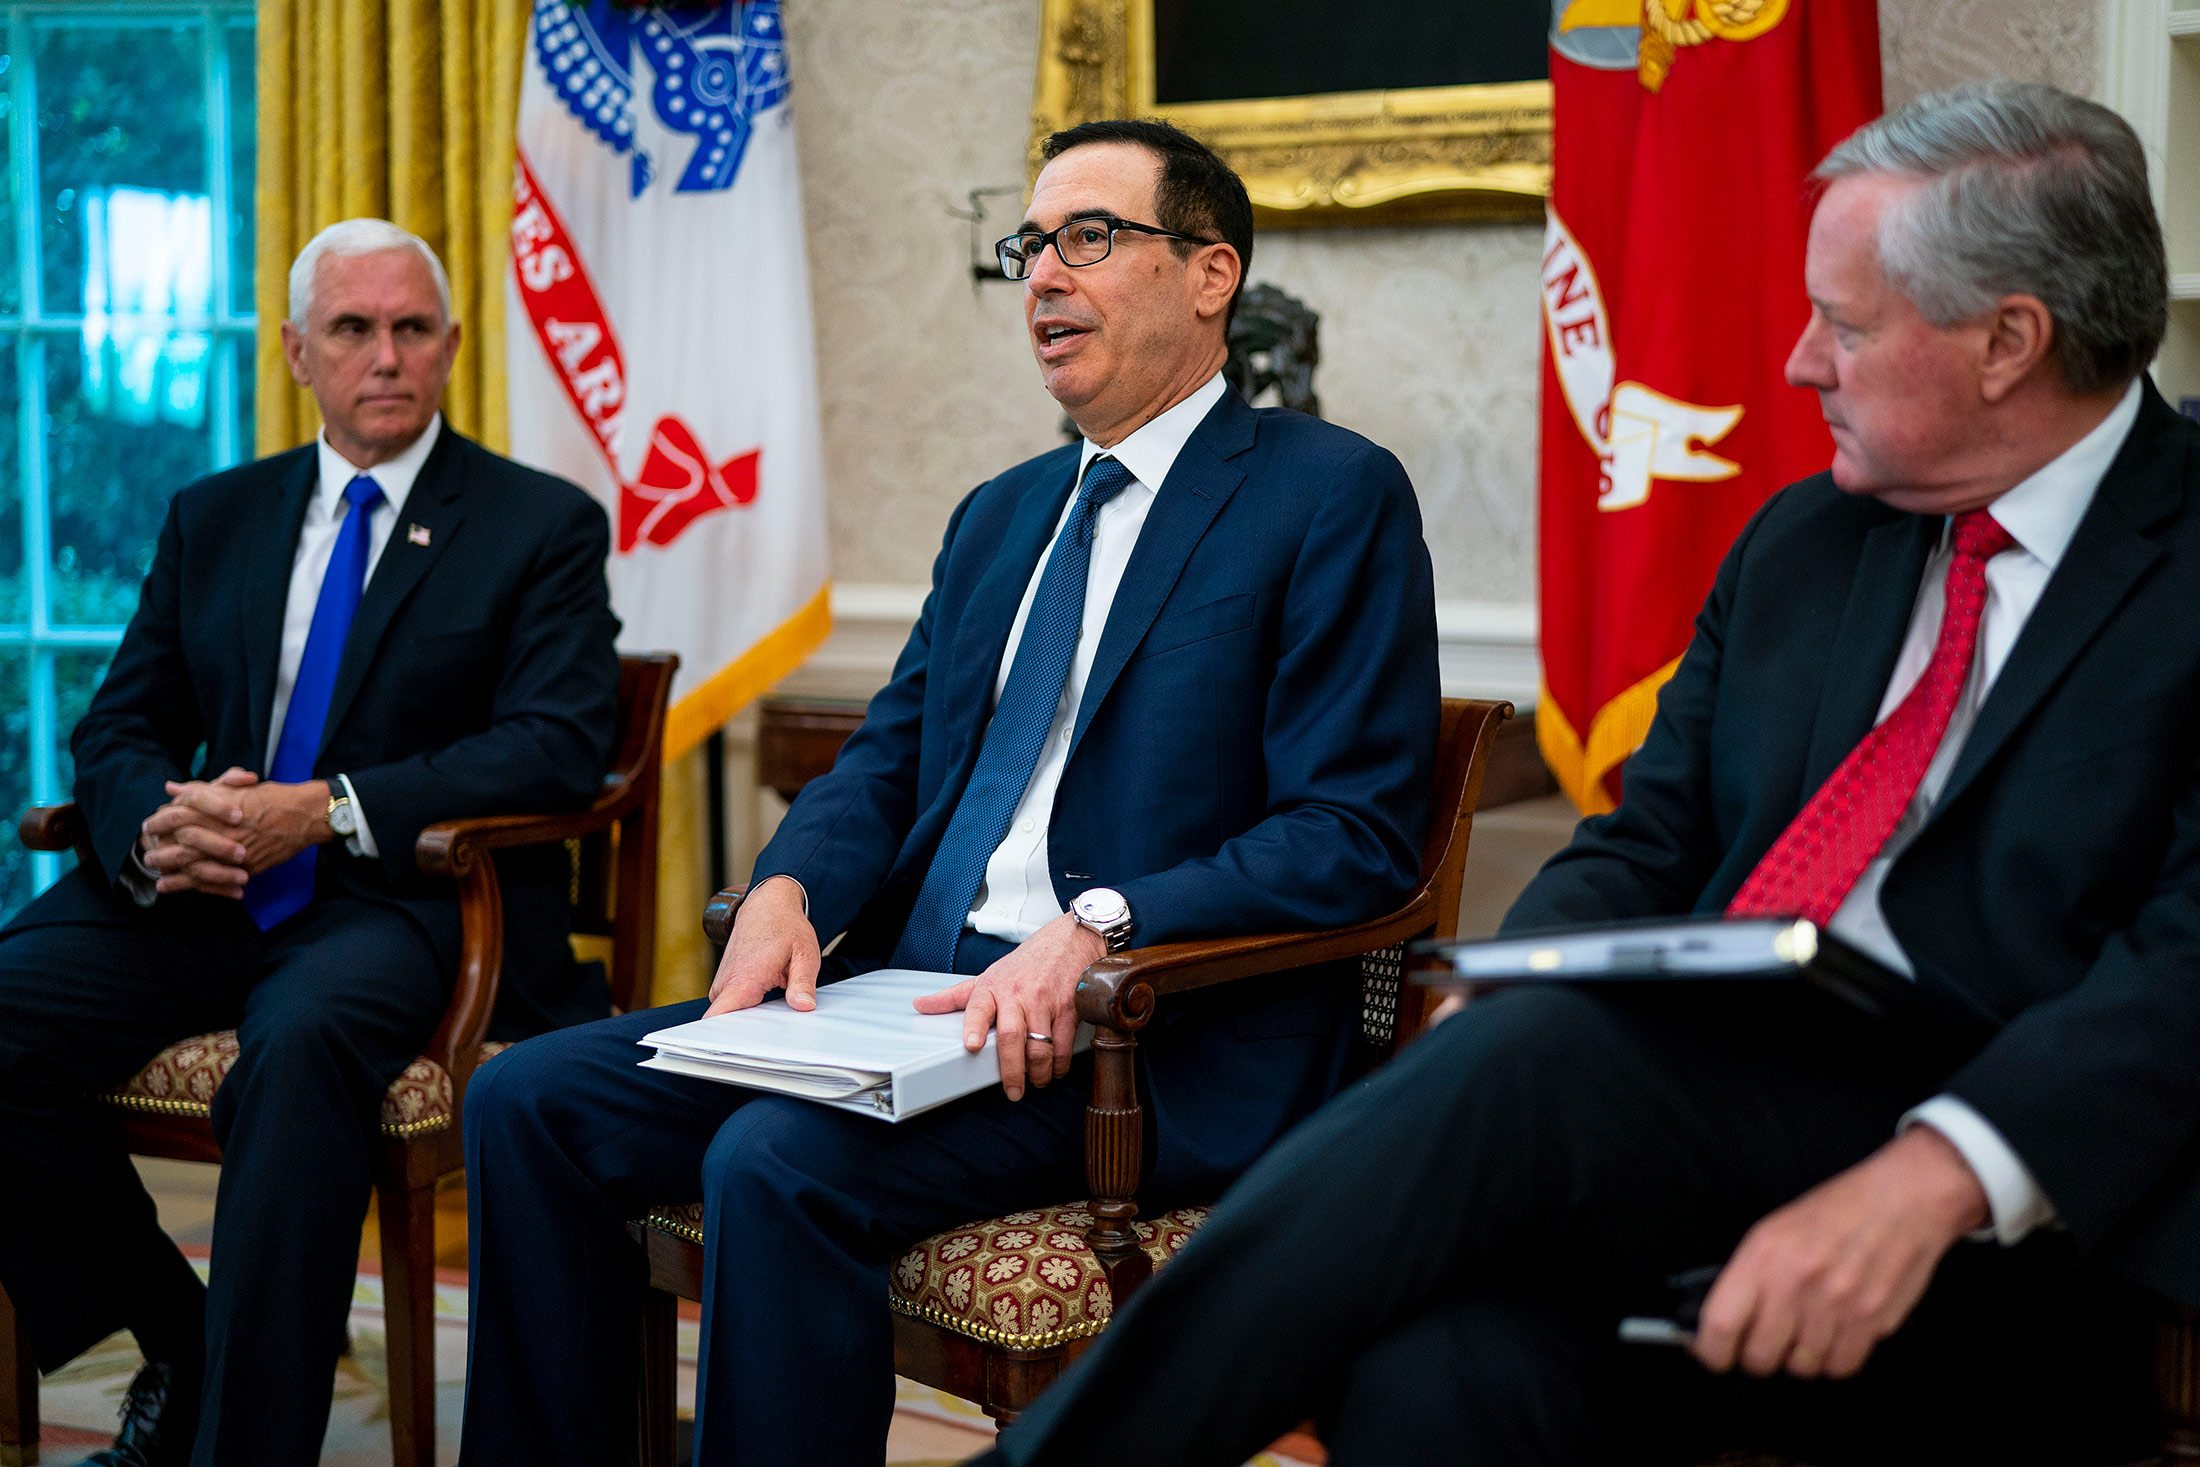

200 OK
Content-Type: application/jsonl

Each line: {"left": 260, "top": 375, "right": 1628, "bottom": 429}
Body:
{"left": 243, "top": 473, "right": 385, "bottom": 930}
{"left": 894, "top": 457, "right": 1135, "bottom": 971}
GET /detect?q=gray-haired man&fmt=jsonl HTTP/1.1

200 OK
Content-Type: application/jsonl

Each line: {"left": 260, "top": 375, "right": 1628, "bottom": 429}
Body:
{"left": 984, "top": 81, "right": 2192, "bottom": 1467}
{"left": 0, "top": 220, "right": 620, "bottom": 1466}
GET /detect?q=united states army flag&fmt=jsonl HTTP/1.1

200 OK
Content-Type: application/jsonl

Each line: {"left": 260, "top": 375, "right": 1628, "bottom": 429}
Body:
{"left": 507, "top": 0, "right": 830, "bottom": 762}
{"left": 1536, "top": 0, "right": 1879, "bottom": 812}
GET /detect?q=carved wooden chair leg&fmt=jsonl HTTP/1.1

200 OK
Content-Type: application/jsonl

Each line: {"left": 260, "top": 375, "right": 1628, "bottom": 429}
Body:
{"left": 636, "top": 1289, "right": 680, "bottom": 1467}
{"left": 2160, "top": 1307, "right": 2200, "bottom": 1462}
{"left": 375, "top": 1179, "right": 439, "bottom": 1467}
{"left": 0, "top": 1280, "right": 39, "bottom": 1467}
{"left": 1083, "top": 1024, "right": 1151, "bottom": 1305}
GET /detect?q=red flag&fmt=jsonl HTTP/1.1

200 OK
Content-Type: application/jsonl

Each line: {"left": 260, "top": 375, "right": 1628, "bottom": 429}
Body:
{"left": 1536, "top": 0, "right": 1880, "bottom": 813}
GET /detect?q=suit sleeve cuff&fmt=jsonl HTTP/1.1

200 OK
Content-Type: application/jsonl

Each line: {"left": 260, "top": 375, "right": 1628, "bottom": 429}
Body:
{"left": 1903, "top": 1095, "right": 2058, "bottom": 1246}
{"left": 750, "top": 873, "right": 808, "bottom": 916}
{"left": 121, "top": 843, "right": 161, "bottom": 907}
{"left": 336, "top": 773, "right": 377, "bottom": 859}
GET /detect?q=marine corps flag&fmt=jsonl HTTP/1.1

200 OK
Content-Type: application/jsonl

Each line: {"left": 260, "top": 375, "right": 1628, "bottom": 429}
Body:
{"left": 1536, "top": 0, "right": 1879, "bottom": 812}
{"left": 507, "top": 0, "right": 830, "bottom": 762}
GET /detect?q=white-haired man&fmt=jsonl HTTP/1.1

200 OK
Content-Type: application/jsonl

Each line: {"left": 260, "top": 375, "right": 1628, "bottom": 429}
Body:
{"left": 0, "top": 220, "right": 621, "bottom": 1466}
{"left": 986, "top": 81, "right": 2196, "bottom": 1467}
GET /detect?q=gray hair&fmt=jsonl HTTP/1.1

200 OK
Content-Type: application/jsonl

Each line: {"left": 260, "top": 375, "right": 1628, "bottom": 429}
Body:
{"left": 1815, "top": 80, "right": 2165, "bottom": 394}
{"left": 287, "top": 218, "right": 453, "bottom": 327}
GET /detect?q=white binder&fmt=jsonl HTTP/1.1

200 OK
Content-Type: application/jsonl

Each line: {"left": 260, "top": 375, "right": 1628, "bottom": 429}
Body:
{"left": 637, "top": 968, "right": 1095, "bottom": 1122}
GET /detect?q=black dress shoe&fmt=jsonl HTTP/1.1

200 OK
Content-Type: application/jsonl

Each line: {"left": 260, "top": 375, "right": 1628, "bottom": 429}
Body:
{"left": 83, "top": 1359, "right": 200, "bottom": 1467}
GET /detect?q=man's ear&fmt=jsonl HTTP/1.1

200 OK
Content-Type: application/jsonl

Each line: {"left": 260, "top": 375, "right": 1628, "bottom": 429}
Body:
{"left": 280, "top": 320, "right": 312, "bottom": 389}
{"left": 1192, "top": 243, "right": 1241, "bottom": 323}
{"left": 1978, "top": 293, "right": 2054, "bottom": 404}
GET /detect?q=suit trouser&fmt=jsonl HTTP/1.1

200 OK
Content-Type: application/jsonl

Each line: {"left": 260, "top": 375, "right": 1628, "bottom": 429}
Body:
{"left": 988, "top": 983, "right": 2157, "bottom": 1467}
{"left": 0, "top": 870, "right": 447, "bottom": 1467}
{"left": 458, "top": 937, "right": 1107, "bottom": 1467}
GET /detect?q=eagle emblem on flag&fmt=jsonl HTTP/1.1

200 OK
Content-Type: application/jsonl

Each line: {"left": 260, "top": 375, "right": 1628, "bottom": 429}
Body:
{"left": 531, "top": 0, "right": 788, "bottom": 196}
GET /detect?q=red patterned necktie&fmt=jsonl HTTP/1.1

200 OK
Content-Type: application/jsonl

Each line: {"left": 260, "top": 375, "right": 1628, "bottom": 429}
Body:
{"left": 1727, "top": 509, "right": 2019, "bottom": 926}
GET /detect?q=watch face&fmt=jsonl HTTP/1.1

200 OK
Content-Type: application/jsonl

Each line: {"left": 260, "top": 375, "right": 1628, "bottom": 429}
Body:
{"left": 1075, "top": 889, "right": 1127, "bottom": 926}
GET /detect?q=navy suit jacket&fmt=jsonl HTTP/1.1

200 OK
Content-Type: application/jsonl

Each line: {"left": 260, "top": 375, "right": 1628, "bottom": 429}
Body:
{"left": 7, "top": 427, "right": 624, "bottom": 1038}
{"left": 1506, "top": 382, "right": 2200, "bottom": 1307}
{"left": 754, "top": 387, "right": 1441, "bottom": 1195}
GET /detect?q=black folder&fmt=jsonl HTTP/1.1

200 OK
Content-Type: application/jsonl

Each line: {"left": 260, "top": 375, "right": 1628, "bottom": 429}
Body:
{"left": 1410, "top": 917, "right": 1921, "bottom": 1024}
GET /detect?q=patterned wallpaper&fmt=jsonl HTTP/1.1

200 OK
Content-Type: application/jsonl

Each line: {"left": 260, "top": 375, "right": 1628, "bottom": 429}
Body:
{"left": 780, "top": 0, "right": 2100, "bottom": 600}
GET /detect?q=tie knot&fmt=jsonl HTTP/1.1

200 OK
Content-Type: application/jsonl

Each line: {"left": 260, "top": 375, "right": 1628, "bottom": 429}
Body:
{"left": 1078, "top": 456, "right": 1134, "bottom": 510}
{"left": 344, "top": 474, "right": 386, "bottom": 513}
{"left": 1952, "top": 509, "right": 2016, "bottom": 563}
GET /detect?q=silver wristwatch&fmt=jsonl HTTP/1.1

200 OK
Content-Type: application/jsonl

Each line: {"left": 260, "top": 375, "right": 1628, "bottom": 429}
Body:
{"left": 1070, "top": 887, "right": 1134, "bottom": 952}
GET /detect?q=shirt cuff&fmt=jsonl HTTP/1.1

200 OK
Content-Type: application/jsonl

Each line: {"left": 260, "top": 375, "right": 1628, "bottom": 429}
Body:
{"left": 1903, "top": 1095, "right": 2059, "bottom": 1246}
{"left": 751, "top": 873, "right": 808, "bottom": 916}
{"left": 336, "top": 774, "right": 377, "bottom": 859}
{"left": 121, "top": 842, "right": 161, "bottom": 907}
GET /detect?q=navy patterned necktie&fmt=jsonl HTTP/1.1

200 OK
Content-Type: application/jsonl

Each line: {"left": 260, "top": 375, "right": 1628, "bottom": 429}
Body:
{"left": 893, "top": 456, "right": 1136, "bottom": 971}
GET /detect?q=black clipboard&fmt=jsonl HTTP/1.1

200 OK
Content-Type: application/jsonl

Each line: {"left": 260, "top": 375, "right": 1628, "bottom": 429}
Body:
{"left": 1409, "top": 917, "right": 1927, "bottom": 1025}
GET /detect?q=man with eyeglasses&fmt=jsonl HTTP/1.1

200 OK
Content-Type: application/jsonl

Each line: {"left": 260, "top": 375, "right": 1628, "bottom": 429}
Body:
{"left": 458, "top": 118, "right": 1440, "bottom": 1466}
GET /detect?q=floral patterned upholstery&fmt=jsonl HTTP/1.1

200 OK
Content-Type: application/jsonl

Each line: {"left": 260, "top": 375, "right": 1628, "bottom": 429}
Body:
{"left": 102, "top": 1033, "right": 509, "bottom": 1139}
{"left": 887, "top": 1203, "right": 1207, "bottom": 1348}
{"left": 641, "top": 1200, "right": 1207, "bottom": 1348}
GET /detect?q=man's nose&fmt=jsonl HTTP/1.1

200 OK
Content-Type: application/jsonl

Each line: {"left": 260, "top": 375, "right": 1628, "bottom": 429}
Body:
{"left": 1784, "top": 316, "right": 1829, "bottom": 390}
{"left": 1024, "top": 239, "right": 1073, "bottom": 297}
{"left": 370, "top": 327, "right": 403, "bottom": 371}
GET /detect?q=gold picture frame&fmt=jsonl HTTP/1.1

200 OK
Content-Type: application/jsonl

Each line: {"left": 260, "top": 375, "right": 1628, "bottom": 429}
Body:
{"left": 1028, "top": 0, "right": 1551, "bottom": 227}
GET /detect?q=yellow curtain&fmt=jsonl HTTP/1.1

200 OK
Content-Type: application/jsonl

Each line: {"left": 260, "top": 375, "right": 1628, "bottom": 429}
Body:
{"left": 254, "top": 0, "right": 713, "bottom": 1008}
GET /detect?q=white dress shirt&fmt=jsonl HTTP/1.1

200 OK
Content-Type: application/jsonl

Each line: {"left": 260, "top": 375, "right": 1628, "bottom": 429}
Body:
{"left": 1822, "top": 378, "right": 2141, "bottom": 1245}
{"left": 963, "top": 371, "right": 1228, "bottom": 943}
{"left": 124, "top": 415, "right": 442, "bottom": 904}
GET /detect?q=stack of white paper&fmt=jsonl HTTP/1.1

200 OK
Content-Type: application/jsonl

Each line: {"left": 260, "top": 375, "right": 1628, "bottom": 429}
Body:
{"left": 637, "top": 968, "right": 1093, "bottom": 1122}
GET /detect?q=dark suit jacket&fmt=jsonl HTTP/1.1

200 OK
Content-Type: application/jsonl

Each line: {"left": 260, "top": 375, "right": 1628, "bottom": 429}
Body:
{"left": 754, "top": 387, "right": 1441, "bottom": 1195}
{"left": 6, "top": 426, "right": 624, "bottom": 1038}
{"left": 1506, "top": 382, "right": 2200, "bottom": 1307}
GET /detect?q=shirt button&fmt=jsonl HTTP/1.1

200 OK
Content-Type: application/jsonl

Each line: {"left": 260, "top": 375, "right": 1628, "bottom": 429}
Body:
{"left": 1022, "top": 820, "right": 1034, "bottom": 832}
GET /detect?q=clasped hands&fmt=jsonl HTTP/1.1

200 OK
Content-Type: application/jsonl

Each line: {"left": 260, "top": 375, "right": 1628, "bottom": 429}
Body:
{"left": 705, "top": 875, "right": 1104, "bottom": 1101}
{"left": 136, "top": 767, "right": 334, "bottom": 898}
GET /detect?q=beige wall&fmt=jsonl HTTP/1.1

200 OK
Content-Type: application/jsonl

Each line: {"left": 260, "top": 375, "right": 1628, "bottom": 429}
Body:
{"left": 779, "top": 0, "right": 2102, "bottom": 623}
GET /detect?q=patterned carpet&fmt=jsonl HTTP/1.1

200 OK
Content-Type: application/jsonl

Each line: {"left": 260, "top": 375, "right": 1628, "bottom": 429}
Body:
{"left": 34, "top": 1249, "right": 1318, "bottom": 1467}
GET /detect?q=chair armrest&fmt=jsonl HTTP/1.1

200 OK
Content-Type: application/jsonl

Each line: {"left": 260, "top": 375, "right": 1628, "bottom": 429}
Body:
{"left": 1074, "top": 889, "right": 1436, "bottom": 1030}
{"left": 702, "top": 886, "right": 748, "bottom": 947}
{"left": 18, "top": 803, "right": 86, "bottom": 854}
{"left": 413, "top": 772, "right": 645, "bottom": 877}
{"left": 410, "top": 774, "right": 646, "bottom": 1091}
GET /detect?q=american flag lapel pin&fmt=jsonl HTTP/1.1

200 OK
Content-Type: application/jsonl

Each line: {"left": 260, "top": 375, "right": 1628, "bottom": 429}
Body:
{"left": 407, "top": 523, "right": 431, "bottom": 547}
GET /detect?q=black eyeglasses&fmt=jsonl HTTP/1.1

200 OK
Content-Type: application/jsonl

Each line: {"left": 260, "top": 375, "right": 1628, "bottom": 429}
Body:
{"left": 995, "top": 215, "right": 1217, "bottom": 281}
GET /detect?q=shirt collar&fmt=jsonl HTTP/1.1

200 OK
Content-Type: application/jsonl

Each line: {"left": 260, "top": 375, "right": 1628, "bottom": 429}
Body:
{"left": 1076, "top": 372, "right": 1227, "bottom": 492}
{"left": 314, "top": 413, "right": 442, "bottom": 521}
{"left": 1980, "top": 378, "right": 2141, "bottom": 572}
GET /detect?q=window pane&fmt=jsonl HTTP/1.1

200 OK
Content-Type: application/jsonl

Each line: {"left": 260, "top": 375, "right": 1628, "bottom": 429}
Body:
{"left": 0, "top": 347, "right": 20, "bottom": 624}
{"left": 53, "top": 646, "right": 112, "bottom": 800}
{"left": 0, "top": 647, "right": 28, "bottom": 919}
{"left": 35, "top": 20, "right": 209, "bottom": 320}
{"left": 225, "top": 21, "right": 254, "bottom": 318}
{"left": 0, "top": 52, "right": 19, "bottom": 318}
{"left": 44, "top": 338, "right": 204, "bottom": 627}
{"left": 230, "top": 330, "right": 254, "bottom": 463}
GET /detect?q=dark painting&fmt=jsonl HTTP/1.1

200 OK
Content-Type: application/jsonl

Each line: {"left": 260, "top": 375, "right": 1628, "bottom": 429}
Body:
{"left": 1152, "top": 0, "right": 1550, "bottom": 106}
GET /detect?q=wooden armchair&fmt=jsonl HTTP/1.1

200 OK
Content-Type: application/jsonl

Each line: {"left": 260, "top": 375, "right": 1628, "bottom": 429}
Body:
{"left": 623, "top": 697, "right": 1512, "bottom": 1457}
{"left": 0, "top": 651, "right": 676, "bottom": 1467}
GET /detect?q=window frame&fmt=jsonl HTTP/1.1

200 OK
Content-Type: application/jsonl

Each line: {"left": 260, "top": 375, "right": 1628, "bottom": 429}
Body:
{"left": 1, "top": 1, "right": 256, "bottom": 903}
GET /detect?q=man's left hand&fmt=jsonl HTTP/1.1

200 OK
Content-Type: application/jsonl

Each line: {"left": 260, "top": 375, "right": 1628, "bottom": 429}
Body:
{"left": 913, "top": 913, "right": 1104, "bottom": 1102}
{"left": 160, "top": 776, "right": 333, "bottom": 875}
{"left": 1692, "top": 1124, "right": 1989, "bottom": 1380}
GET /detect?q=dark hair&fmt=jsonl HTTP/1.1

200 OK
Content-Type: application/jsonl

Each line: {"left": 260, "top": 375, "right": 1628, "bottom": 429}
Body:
{"left": 1042, "top": 118, "right": 1254, "bottom": 328}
